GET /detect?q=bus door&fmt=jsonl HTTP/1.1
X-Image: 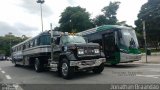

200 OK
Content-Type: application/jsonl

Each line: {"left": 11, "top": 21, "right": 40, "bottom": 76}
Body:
{"left": 102, "top": 32, "right": 116, "bottom": 61}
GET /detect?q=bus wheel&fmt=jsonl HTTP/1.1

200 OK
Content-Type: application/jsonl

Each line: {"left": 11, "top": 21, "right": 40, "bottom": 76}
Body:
{"left": 34, "top": 58, "right": 43, "bottom": 72}
{"left": 14, "top": 60, "right": 19, "bottom": 67}
{"left": 92, "top": 63, "right": 104, "bottom": 74}
{"left": 61, "top": 58, "right": 74, "bottom": 79}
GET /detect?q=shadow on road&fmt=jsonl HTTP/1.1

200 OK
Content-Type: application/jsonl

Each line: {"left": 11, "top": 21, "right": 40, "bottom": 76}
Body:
{"left": 3, "top": 62, "right": 146, "bottom": 80}
{"left": 72, "top": 71, "right": 101, "bottom": 80}
{"left": 9, "top": 65, "right": 102, "bottom": 80}
{"left": 105, "top": 63, "right": 145, "bottom": 68}
{"left": 46, "top": 70, "right": 102, "bottom": 80}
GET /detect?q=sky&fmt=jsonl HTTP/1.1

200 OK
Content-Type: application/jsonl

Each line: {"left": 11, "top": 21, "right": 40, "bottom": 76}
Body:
{"left": 0, "top": 0, "right": 148, "bottom": 37}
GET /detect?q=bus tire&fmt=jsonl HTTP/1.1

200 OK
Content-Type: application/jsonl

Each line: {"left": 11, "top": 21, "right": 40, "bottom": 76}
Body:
{"left": 14, "top": 61, "right": 18, "bottom": 67}
{"left": 61, "top": 58, "right": 74, "bottom": 79}
{"left": 92, "top": 63, "right": 104, "bottom": 74}
{"left": 14, "top": 60, "right": 20, "bottom": 67}
{"left": 34, "top": 58, "right": 43, "bottom": 72}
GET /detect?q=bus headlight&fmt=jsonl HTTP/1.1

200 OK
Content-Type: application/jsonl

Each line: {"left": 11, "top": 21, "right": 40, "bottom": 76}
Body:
{"left": 78, "top": 49, "right": 84, "bottom": 54}
{"left": 94, "top": 49, "right": 100, "bottom": 54}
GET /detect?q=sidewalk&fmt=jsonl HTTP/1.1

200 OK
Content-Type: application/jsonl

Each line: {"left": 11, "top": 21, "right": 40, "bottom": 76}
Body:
{"left": 141, "top": 52, "right": 160, "bottom": 56}
{"left": 135, "top": 53, "right": 160, "bottom": 64}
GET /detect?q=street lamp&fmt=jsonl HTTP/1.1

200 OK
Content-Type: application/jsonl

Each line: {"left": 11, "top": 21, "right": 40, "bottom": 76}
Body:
{"left": 36, "top": 0, "right": 45, "bottom": 32}
{"left": 142, "top": 21, "right": 147, "bottom": 63}
{"left": 141, "top": 14, "right": 152, "bottom": 63}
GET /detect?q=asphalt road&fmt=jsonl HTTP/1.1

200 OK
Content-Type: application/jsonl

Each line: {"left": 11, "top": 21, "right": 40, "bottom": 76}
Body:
{"left": 0, "top": 56, "right": 160, "bottom": 90}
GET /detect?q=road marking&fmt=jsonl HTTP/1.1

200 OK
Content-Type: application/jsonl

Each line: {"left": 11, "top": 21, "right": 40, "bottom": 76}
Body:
{"left": 136, "top": 75, "right": 160, "bottom": 78}
{"left": 1, "top": 83, "right": 23, "bottom": 90}
{"left": 13, "top": 84, "right": 23, "bottom": 90}
{"left": 109, "top": 68, "right": 160, "bottom": 71}
{"left": 145, "top": 64, "right": 160, "bottom": 65}
{"left": 5, "top": 75, "right": 12, "bottom": 79}
{"left": 150, "top": 69, "right": 160, "bottom": 72}
{"left": 1, "top": 71, "right": 5, "bottom": 74}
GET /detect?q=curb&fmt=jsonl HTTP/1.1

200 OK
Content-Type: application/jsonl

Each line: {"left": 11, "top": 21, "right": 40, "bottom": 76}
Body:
{"left": 142, "top": 52, "right": 160, "bottom": 56}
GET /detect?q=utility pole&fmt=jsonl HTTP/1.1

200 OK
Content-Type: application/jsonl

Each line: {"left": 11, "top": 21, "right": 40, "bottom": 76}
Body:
{"left": 37, "top": 0, "right": 45, "bottom": 32}
{"left": 50, "top": 23, "right": 53, "bottom": 61}
{"left": 143, "top": 21, "right": 147, "bottom": 63}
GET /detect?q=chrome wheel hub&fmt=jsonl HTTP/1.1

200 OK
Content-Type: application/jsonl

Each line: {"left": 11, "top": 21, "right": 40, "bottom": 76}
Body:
{"left": 62, "top": 63, "right": 68, "bottom": 76}
{"left": 35, "top": 61, "right": 38, "bottom": 70}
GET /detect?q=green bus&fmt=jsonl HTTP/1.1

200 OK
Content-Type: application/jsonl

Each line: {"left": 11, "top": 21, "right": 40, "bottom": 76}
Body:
{"left": 78, "top": 25, "right": 141, "bottom": 65}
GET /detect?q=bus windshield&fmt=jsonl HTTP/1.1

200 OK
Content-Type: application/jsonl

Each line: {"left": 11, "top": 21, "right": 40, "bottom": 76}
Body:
{"left": 61, "top": 35, "right": 86, "bottom": 44}
{"left": 120, "top": 29, "right": 139, "bottom": 49}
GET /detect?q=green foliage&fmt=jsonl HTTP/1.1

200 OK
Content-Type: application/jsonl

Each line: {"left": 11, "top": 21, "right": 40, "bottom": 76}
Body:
{"left": 93, "top": 1, "right": 120, "bottom": 26}
{"left": 135, "top": 0, "right": 160, "bottom": 49}
{"left": 53, "top": 26, "right": 60, "bottom": 31}
{"left": 59, "top": 6, "right": 94, "bottom": 32}
{"left": 0, "top": 34, "right": 28, "bottom": 56}
{"left": 93, "top": 15, "right": 107, "bottom": 26}
{"left": 140, "top": 48, "right": 160, "bottom": 53}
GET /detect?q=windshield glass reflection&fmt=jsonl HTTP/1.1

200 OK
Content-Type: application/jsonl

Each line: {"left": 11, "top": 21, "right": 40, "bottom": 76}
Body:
{"left": 61, "top": 36, "right": 86, "bottom": 44}
{"left": 120, "top": 29, "right": 139, "bottom": 49}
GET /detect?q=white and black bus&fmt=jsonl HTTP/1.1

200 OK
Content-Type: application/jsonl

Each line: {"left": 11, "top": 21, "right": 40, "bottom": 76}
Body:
{"left": 12, "top": 31, "right": 51, "bottom": 67}
{"left": 12, "top": 30, "right": 105, "bottom": 79}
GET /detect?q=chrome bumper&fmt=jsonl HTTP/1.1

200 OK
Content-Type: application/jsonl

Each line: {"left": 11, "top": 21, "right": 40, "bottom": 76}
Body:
{"left": 120, "top": 53, "right": 142, "bottom": 63}
{"left": 70, "top": 58, "right": 106, "bottom": 69}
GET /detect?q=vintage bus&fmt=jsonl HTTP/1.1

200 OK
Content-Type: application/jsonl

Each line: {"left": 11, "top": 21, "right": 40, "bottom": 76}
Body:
{"left": 11, "top": 31, "right": 51, "bottom": 67}
{"left": 78, "top": 25, "right": 141, "bottom": 65}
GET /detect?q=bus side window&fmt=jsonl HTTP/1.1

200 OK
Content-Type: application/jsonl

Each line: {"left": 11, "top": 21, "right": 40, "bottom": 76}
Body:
{"left": 39, "top": 36, "right": 43, "bottom": 45}
{"left": 28, "top": 42, "right": 30, "bottom": 48}
{"left": 26, "top": 43, "right": 29, "bottom": 48}
{"left": 39, "top": 35, "right": 51, "bottom": 45}
{"left": 37, "top": 37, "right": 40, "bottom": 46}
{"left": 32, "top": 40, "right": 35, "bottom": 47}
{"left": 30, "top": 41, "right": 32, "bottom": 47}
{"left": 25, "top": 43, "right": 27, "bottom": 49}
{"left": 23, "top": 44, "right": 26, "bottom": 50}
{"left": 35, "top": 39, "right": 37, "bottom": 46}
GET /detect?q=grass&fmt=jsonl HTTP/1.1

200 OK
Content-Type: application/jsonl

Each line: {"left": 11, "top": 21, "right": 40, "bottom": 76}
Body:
{"left": 140, "top": 48, "right": 160, "bottom": 53}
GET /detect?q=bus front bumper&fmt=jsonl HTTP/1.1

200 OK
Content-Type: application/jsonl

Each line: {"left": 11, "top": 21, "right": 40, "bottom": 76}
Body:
{"left": 120, "top": 53, "right": 142, "bottom": 63}
{"left": 70, "top": 58, "right": 106, "bottom": 69}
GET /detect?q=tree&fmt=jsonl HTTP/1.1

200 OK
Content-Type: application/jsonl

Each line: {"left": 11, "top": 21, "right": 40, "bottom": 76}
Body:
{"left": 93, "top": 15, "right": 107, "bottom": 26}
{"left": 59, "top": 6, "right": 94, "bottom": 32}
{"left": 135, "top": 0, "right": 160, "bottom": 49}
{"left": 53, "top": 26, "right": 60, "bottom": 31}
{"left": 0, "top": 33, "right": 29, "bottom": 56}
{"left": 93, "top": 1, "right": 120, "bottom": 26}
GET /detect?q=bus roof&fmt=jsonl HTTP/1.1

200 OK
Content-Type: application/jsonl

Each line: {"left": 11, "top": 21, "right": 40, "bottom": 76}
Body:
{"left": 78, "top": 25, "right": 132, "bottom": 36}
{"left": 97, "top": 25, "right": 130, "bottom": 31}
{"left": 12, "top": 31, "right": 50, "bottom": 49}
